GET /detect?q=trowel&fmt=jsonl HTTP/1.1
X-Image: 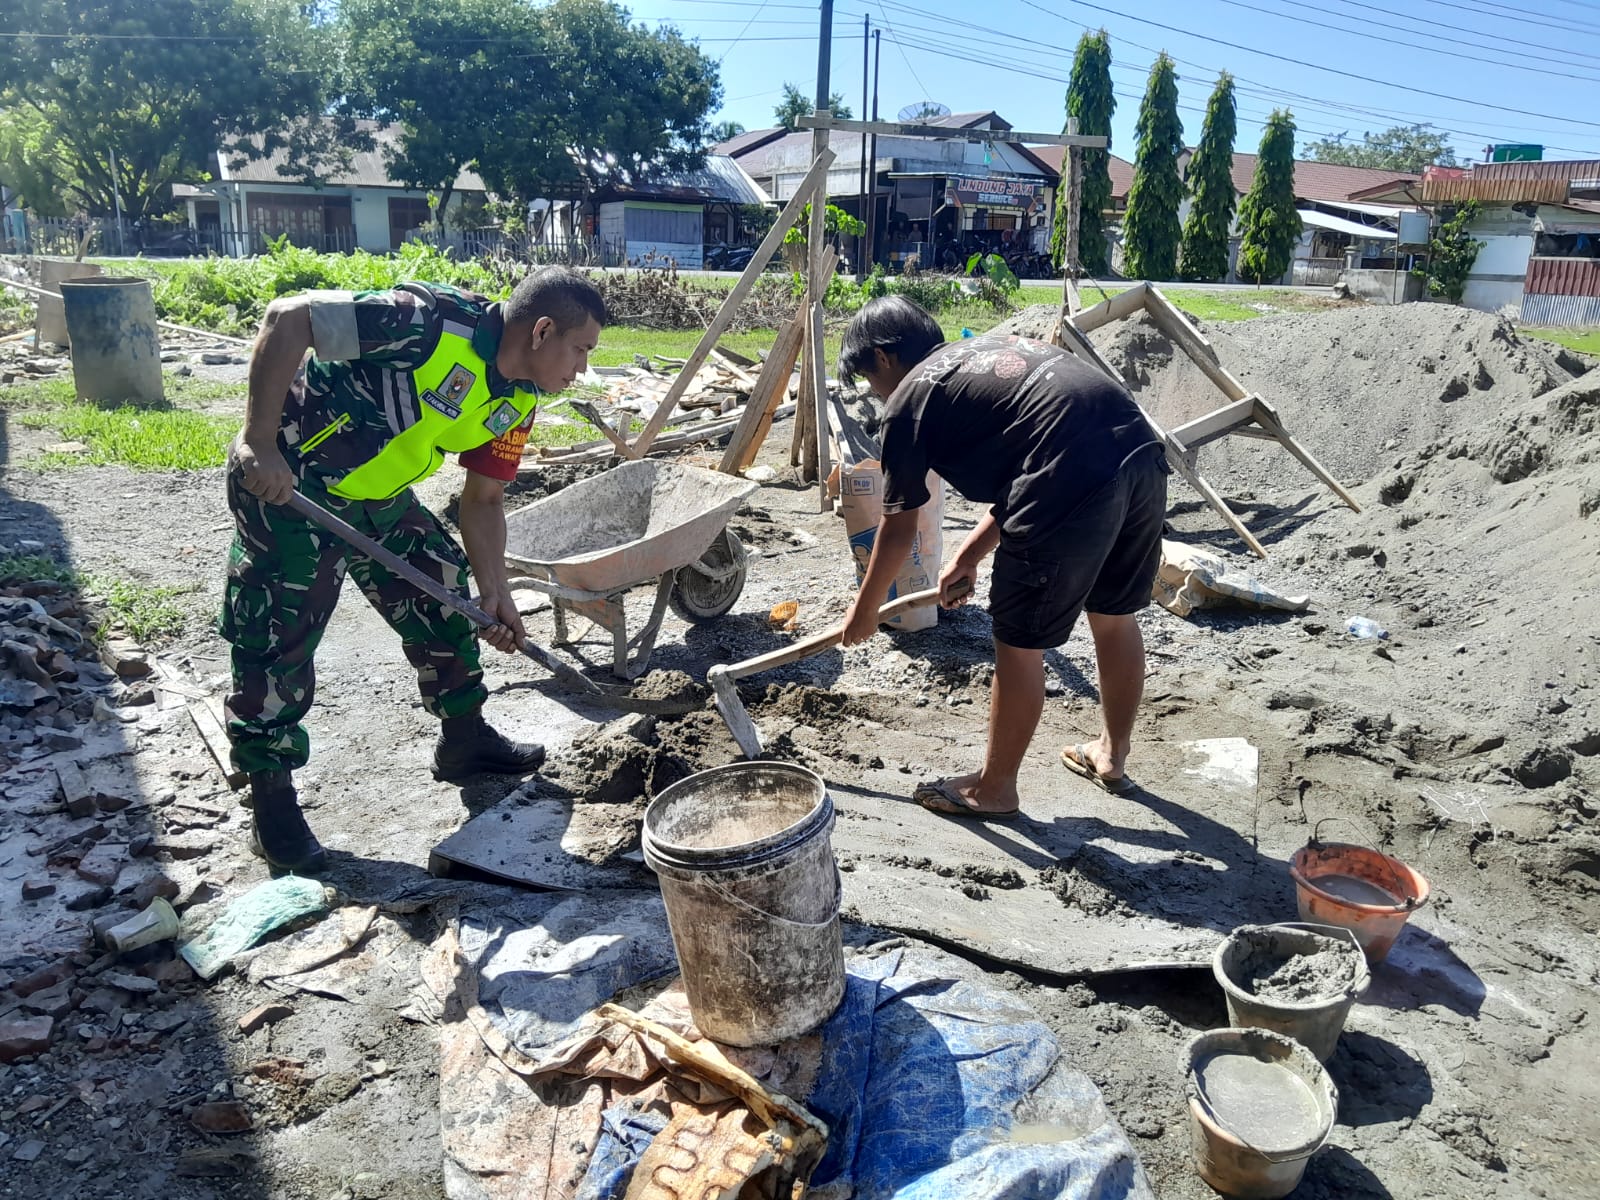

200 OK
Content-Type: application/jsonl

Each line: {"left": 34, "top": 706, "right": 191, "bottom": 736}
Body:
{"left": 286, "top": 491, "right": 701, "bottom": 717}
{"left": 709, "top": 580, "right": 969, "bottom": 758}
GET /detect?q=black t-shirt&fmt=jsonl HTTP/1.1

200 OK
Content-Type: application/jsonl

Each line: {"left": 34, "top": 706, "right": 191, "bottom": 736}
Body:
{"left": 879, "top": 335, "right": 1159, "bottom": 548}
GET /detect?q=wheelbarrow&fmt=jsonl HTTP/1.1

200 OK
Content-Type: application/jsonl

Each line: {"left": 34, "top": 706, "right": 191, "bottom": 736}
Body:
{"left": 504, "top": 461, "right": 759, "bottom": 679}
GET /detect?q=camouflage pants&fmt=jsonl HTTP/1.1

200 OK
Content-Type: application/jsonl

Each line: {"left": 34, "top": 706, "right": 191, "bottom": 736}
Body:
{"left": 220, "top": 470, "right": 485, "bottom": 775}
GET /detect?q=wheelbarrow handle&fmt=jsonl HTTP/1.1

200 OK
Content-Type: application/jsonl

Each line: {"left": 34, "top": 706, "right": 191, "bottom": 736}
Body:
{"left": 284, "top": 491, "right": 500, "bottom": 633}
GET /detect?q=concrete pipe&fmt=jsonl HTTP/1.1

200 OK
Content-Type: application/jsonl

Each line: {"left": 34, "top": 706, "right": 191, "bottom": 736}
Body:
{"left": 59, "top": 277, "right": 164, "bottom": 406}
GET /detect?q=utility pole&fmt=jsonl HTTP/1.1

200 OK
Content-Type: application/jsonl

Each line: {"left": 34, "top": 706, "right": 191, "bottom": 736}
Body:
{"left": 797, "top": 0, "right": 834, "bottom": 495}
{"left": 866, "top": 29, "right": 881, "bottom": 273}
{"left": 856, "top": 14, "right": 870, "bottom": 279}
{"left": 109, "top": 148, "right": 125, "bottom": 255}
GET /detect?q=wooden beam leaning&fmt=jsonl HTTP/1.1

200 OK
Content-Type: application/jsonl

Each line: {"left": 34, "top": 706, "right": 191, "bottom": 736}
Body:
{"left": 1142, "top": 286, "right": 1249, "bottom": 402}
{"left": 718, "top": 310, "right": 805, "bottom": 473}
{"left": 1069, "top": 282, "right": 1151, "bottom": 333}
{"left": 1248, "top": 397, "right": 1363, "bottom": 513}
{"left": 1059, "top": 117, "right": 1084, "bottom": 324}
{"left": 626, "top": 148, "right": 835, "bottom": 458}
{"left": 808, "top": 118, "right": 832, "bottom": 504}
{"left": 796, "top": 115, "right": 1106, "bottom": 148}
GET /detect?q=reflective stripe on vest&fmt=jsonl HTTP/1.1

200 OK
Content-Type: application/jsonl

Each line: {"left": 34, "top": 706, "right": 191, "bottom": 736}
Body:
{"left": 328, "top": 329, "right": 538, "bottom": 501}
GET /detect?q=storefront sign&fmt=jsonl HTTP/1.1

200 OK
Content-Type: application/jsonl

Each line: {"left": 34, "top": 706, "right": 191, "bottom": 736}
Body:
{"left": 946, "top": 176, "right": 1046, "bottom": 212}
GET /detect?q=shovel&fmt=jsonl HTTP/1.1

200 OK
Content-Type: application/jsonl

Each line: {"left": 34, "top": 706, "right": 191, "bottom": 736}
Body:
{"left": 285, "top": 491, "right": 702, "bottom": 717}
{"left": 709, "top": 580, "right": 969, "bottom": 758}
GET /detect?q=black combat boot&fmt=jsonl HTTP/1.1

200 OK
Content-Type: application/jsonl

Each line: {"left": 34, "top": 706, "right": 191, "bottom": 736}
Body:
{"left": 431, "top": 713, "right": 546, "bottom": 783}
{"left": 247, "top": 769, "right": 328, "bottom": 873}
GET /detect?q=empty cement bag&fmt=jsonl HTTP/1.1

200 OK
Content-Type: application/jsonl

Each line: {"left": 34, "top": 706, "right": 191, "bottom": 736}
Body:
{"left": 1153, "top": 539, "right": 1310, "bottom": 620}
{"left": 179, "top": 875, "right": 330, "bottom": 980}
{"left": 59, "top": 276, "right": 164, "bottom": 405}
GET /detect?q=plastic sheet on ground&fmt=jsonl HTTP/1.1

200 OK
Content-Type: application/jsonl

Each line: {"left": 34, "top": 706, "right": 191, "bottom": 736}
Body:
{"left": 440, "top": 890, "right": 1153, "bottom": 1200}
{"left": 1153, "top": 538, "right": 1310, "bottom": 619}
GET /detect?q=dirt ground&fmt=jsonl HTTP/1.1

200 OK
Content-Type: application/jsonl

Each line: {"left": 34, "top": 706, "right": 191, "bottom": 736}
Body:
{"left": 2, "top": 305, "right": 1598, "bottom": 1200}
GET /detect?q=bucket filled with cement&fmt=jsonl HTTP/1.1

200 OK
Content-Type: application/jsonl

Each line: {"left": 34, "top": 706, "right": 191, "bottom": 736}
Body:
{"left": 1290, "top": 840, "right": 1430, "bottom": 964}
{"left": 1212, "top": 923, "right": 1369, "bottom": 1062}
{"left": 1185, "top": 1027, "right": 1338, "bottom": 1199}
{"left": 641, "top": 761, "right": 845, "bottom": 1047}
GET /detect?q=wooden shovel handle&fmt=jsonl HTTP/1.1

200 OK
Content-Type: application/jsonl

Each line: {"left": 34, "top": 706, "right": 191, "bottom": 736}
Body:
{"left": 723, "top": 580, "right": 965, "bottom": 682}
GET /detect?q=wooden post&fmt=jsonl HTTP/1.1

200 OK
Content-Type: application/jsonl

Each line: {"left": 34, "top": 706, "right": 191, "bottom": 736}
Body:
{"left": 627, "top": 150, "right": 833, "bottom": 458}
{"left": 1061, "top": 117, "right": 1084, "bottom": 325}
{"left": 719, "top": 310, "right": 805, "bottom": 474}
{"left": 806, "top": 115, "right": 832, "bottom": 502}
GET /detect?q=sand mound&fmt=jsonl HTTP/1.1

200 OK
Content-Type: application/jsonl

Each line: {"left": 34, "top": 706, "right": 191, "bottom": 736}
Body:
{"left": 996, "top": 302, "right": 1589, "bottom": 498}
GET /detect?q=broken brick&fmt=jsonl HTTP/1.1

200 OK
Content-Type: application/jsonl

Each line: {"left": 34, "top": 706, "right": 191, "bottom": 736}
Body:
{"left": 0, "top": 1015, "right": 55, "bottom": 1063}
{"left": 20, "top": 878, "right": 55, "bottom": 901}
{"left": 75, "top": 844, "right": 124, "bottom": 888}
{"left": 9, "top": 960, "right": 74, "bottom": 998}
{"left": 237, "top": 1003, "right": 293, "bottom": 1035}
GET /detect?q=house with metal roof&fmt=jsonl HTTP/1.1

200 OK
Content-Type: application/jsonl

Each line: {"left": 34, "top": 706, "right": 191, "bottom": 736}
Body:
{"left": 1385, "top": 159, "right": 1600, "bottom": 319}
{"left": 719, "top": 112, "right": 1058, "bottom": 271}
{"left": 588, "top": 155, "right": 771, "bottom": 270}
{"left": 173, "top": 122, "right": 488, "bottom": 257}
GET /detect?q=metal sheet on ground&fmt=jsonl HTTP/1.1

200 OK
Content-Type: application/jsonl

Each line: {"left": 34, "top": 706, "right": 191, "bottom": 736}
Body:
{"left": 428, "top": 798, "right": 649, "bottom": 892}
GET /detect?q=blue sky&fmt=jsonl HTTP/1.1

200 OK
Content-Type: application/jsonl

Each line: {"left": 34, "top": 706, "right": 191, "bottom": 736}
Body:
{"left": 624, "top": 0, "right": 1600, "bottom": 162}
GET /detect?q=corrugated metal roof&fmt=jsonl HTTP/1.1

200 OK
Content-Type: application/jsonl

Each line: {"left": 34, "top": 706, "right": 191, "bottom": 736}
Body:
{"left": 1299, "top": 208, "right": 1397, "bottom": 239}
{"left": 1231, "top": 154, "right": 1419, "bottom": 204}
{"left": 1524, "top": 256, "right": 1600, "bottom": 298}
{"left": 219, "top": 121, "right": 486, "bottom": 192}
{"left": 600, "top": 155, "right": 772, "bottom": 206}
{"left": 1419, "top": 160, "right": 1600, "bottom": 204}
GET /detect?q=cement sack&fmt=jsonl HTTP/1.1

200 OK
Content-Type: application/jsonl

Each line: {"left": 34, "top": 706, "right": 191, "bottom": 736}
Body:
{"left": 839, "top": 460, "right": 943, "bottom": 632}
{"left": 1153, "top": 538, "right": 1310, "bottom": 619}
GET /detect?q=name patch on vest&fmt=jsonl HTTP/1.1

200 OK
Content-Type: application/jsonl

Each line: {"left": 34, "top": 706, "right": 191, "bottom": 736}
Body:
{"left": 440, "top": 364, "right": 476, "bottom": 404}
{"left": 420, "top": 389, "right": 462, "bottom": 420}
{"left": 484, "top": 400, "right": 520, "bottom": 437}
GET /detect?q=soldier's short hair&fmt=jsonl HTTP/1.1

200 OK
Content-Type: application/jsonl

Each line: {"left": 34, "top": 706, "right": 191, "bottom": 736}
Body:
{"left": 505, "top": 266, "right": 608, "bottom": 332}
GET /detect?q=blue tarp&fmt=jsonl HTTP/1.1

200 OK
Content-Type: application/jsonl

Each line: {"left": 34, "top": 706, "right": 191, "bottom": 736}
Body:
{"left": 460, "top": 893, "right": 1152, "bottom": 1200}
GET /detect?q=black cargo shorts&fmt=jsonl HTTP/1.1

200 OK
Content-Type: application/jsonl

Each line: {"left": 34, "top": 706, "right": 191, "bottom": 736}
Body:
{"left": 988, "top": 444, "right": 1169, "bottom": 650}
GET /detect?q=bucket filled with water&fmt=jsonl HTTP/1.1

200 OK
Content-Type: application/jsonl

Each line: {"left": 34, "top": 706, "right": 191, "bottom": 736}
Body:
{"left": 1290, "top": 840, "right": 1430, "bottom": 964}
{"left": 641, "top": 761, "right": 845, "bottom": 1047}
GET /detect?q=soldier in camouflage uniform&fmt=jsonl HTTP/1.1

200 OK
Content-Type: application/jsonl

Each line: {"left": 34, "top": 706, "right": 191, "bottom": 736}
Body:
{"left": 224, "top": 267, "right": 605, "bottom": 872}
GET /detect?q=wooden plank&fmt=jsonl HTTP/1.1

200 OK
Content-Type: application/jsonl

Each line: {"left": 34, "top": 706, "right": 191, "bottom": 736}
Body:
{"left": 1058, "top": 117, "right": 1084, "bottom": 329}
{"left": 809, "top": 300, "right": 828, "bottom": 506}
{"left": 188, "top": 697, "right": 247, "bottom": 790}
{"left": 718, "top": 310, "right": 805, "bottom": 474}
{"left": 626, "top": 150, "right": 834, "bottom": 458}
{"left": 708, "top": 348, "right": 757, "bottom": 387}
{"left": 1162, "top": 433, "right": 1269, "bottom": 559}
{"left": 1055, "top": 319, "right": 1122, "bottom": 385}
{"left": 1143, "top": 287, "right": 1249, "bottom": 402}
{"left": 1069, "top": 282, "right": 1150, "bottom": 333}
{"left": 796, "top": 115, "right": 1106, "bottom": 147}
{"left": 1168, "top": 397, "right": 1259, "bottom": 451}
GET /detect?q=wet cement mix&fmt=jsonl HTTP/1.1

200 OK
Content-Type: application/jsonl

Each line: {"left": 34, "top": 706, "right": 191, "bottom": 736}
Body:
{"left": 1, "top": 298, "right": 1598, "bottom": 1199}
{"left": 1238, "top": 932, "right": 1360, "bottom": 1002}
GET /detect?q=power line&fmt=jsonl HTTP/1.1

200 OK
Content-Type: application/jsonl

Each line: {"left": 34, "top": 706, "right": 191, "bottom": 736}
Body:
{"left": 1018, "top": 0, "right": 1600, "bottom": 130}
{"left": 1407, "top": 0, "right": 1600, "bottom": 36}
{"left": 1290, "top": 0, "right": 1600, "bottom": 66}
{"left": 870, "top": 0, "right": 934, "bottom": 104}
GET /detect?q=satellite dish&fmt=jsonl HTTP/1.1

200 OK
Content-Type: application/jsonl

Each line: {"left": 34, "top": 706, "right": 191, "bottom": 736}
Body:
{"left": 898, "top": 100, "right": 951, "bottom": 121}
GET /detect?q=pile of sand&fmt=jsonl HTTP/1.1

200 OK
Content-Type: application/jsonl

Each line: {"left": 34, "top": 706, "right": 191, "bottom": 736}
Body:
{"left": 995, "top": 302, "right": 1590, "bottom": 499}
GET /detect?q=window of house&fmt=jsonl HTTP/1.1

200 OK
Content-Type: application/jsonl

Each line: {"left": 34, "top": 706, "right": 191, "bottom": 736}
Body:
{"left": 388, "top": 197, "right": 433, "bottom": 249}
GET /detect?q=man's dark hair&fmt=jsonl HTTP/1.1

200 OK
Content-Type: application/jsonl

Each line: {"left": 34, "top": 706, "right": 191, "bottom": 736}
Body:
{"left": 504, "top": 266, "right": 608, "bottom": 332}
{"left": 837, "top": 296, "right": 945, "bottom": 384}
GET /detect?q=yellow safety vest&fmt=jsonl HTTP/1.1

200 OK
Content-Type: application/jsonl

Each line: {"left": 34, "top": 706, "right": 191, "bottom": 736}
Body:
{"left": 319, "top": 329, "right": 539, "bottom": 501}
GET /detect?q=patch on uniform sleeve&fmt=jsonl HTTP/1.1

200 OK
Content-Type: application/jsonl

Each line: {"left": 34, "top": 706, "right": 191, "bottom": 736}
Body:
{"left": 484, "top": 400, "right": 520, "bottom": 436}
{"left": 440, "top": 364, "right": 476, "bottom": 404}
{"left": 420, "top": 389, "right": 462, "bottom": 419}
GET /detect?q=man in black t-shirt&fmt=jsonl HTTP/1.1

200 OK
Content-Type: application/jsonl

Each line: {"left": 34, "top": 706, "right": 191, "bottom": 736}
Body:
{"left": 839, "top": 297, "right": 1168, "bottom": 819}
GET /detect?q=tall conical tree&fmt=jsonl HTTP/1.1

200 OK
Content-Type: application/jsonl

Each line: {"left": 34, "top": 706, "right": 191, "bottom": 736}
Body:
{"left": 1179, "top": 73, "right": 1237, "bottom": 282}
{"left": 1050, "top": 29, "right": 1114, "bottom": 275}
{"left": 1122, "top": 53, "right": 1185, "bottom": 281}
{"left": 1237, "top": 110, "right": 1302, "bottom": 285}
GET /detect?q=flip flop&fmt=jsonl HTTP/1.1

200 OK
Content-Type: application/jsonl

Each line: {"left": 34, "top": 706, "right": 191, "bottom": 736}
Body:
{"left": 912, "top": 780, "right": 1020, "bottom": 823}
{"left": 1060, "top": 744, "right": 1136, "bottom": 796}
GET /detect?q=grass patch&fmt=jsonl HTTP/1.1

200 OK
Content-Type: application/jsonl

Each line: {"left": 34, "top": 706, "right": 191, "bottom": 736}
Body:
{"left": 33, "top": 404, "right": 236, "bottom": 470}
{"left": 0, "top": 553, "right": 80, "bottom": 586}
{"left": 88, "top": 575, "right": 191, "bottom": 644}
{"left": 1521, "top": 327, "right": 1600, "bottom": 356}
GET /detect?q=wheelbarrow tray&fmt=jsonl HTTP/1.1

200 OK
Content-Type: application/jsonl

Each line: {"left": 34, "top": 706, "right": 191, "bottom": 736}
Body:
{"left": 504, "top": 460, "right": 758, "bottom": 595}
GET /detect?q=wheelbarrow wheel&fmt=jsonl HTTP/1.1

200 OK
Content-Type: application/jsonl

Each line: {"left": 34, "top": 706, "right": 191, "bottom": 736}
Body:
{"left": 670, "top": 529, "right": 747, "bottom": 623}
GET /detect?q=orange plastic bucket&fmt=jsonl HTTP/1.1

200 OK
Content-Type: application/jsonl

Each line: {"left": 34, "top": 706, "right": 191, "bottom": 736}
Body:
{"left": 1289, "top": 841, "right": 1429, "bottom": 964}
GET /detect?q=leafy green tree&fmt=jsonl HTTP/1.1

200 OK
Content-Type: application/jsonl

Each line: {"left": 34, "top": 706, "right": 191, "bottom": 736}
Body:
{"left": 342, "top": 0, "right": 721, "bottom": 210}
{"left": 1179, "top": 73, "right": 1238, "bottom": 282}
{"left": 1237, "top": 110, "right": 1302, "bottom": 285}
{"left": 479, "top": 0, "right": 722, "bottom": 201}
{"left": 1051, "top": 29, "right": 1115, "bottom": 275}
{"left": 709, "top": 120, "right": 746, "bottom": 144}
{"left": 1305, "top": 123, "right": 1458, "bottom": 174}
{"left": 774, "top": 83, "right": 852, "bottom": 130}
{"left": 1121, "top": 53, "right": 1185, "bottom": 281}
{"left": 0, "top": 0, "right": 338, "bottom": 217}
{"left": 1420, "top": 201, "right": 1482, "bottom": 303}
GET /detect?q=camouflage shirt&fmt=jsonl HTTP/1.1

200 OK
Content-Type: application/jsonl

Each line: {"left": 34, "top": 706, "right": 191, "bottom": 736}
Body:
{"left": 278, "top": 283, "right": 537, "bottom": 487}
